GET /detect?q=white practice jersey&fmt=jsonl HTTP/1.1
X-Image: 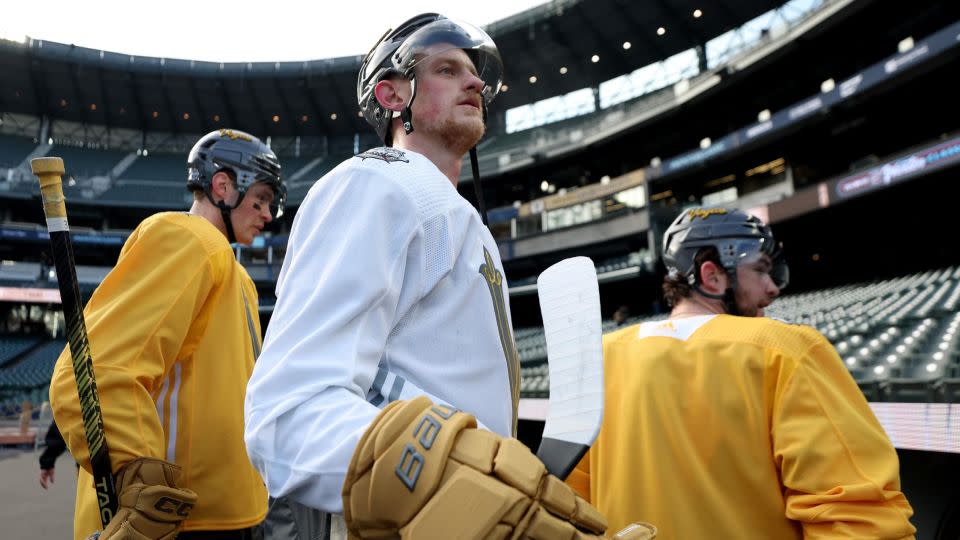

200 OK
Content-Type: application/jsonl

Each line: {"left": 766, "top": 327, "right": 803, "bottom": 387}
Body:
{"left": 245, "top": 147, "right": 520, "bottom": 513}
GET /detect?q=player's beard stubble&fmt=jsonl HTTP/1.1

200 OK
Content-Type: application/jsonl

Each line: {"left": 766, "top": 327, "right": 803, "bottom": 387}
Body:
{"left": 435, "top": 111, "right": 485, "bottom": 156}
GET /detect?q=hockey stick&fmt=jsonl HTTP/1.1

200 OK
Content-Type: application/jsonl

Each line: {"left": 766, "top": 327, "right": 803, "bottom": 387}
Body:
{"left": 32, "top": 158, "right": 118, "bottom": 528}
{"left": 535, "top": 257, "right": 604, "bottom": 480}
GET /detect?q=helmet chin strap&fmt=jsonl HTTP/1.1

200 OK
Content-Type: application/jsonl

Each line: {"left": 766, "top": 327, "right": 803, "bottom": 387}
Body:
{"left": 470, "top": 147, "right": 487, "bottom": 225}
{"left": 401, "top": 78, "right": 418, "bottom": 135}
{"left": 204, "top": 190, "right": 244, "bottom": 244}
{"left": 693, "top": 269, "right": 741, "bottom": 316}
{"left": 693, "top": 285, "right": 741, "bottom": 316}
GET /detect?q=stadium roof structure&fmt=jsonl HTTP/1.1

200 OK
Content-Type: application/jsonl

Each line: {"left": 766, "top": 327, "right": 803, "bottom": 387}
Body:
{"left": 0, "top": 0, "right": 784, "bottom": 139}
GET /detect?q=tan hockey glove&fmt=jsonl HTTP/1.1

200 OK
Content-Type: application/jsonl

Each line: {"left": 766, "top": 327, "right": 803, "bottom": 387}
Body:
{"left": 343, "top": 396, "right": 656, "bottom": 539}
{"left": 96, "top": 457, "right": 198, "bottom": 540}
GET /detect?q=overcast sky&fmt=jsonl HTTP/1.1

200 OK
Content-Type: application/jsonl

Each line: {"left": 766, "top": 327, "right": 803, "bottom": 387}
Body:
{"left": 0, "top": 0, "right": 550, "bottom": 62}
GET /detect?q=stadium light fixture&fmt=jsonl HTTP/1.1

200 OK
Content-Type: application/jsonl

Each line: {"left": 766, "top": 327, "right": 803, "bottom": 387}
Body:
{"left": 529, "top": 75, "right": 537, "bottom": 84}
{"left": 757, "top": 109, "right": 771, "bottom": 122}
{"left": 926, "top": 363, "right": 937, "bottom": 373}
{"left": 541, "top": 180, "right": 550, "bottom": 192}
{"left": 591, "top": 54, "right": 600, "bottom": 63}
{"left": 622, "top": 42, "right": 631, "bottom": 50}
{"left": 48, "top": 137, "right": 53, "bottom": 145}
{"left": 699, "top": 137, "right": 711, "bottom": 149}
{"left": 548, "top": 184, "right": 557, "bottom": 194}
{"left": 330, "top": 113, "right": 337, "bottom": 120}
{"left": 873, "top": 365, "right": 885, "bottom": 375}
{"left": 559, "top": 67, "right": 568, "bottom": 75}
{"left": 845, "top": 357, "right": 856, "bottom": 366}
{"left": 820, "top": 78, "right": 835, "bottom": 93}
{"left": 657, "top": 27, "right": 666, "bottom": 36}
{"left": 650, "top": 156, "right": 661, "bottom": 167}
{"left": 886, "top": 355, "right": 897, "bottom": 364}
{"left": 143, "top": 149, "right": 149, "bottom": 157}
{"left": 898, "top": 37, "right": 914, "bottom": 53}
{"left": 693, "top": 9, "right": 703, "bottom": 18}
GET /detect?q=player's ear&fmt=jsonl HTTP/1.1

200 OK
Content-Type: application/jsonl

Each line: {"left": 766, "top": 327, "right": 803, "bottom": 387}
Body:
{"left": 210, "top": 171, "right": 233, "bottom": 199}
{"left": 375, "top": 78, "right": 408, "bottom": 112}
{"left": 698, "top": 260, "right": 727, "bottom": 293}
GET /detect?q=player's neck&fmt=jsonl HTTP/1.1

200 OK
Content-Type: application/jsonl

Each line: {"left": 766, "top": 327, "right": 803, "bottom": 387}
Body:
{"left": 670, "top": 295, "right": 726, "bottom": 319}
{"left": 393, "top": 135, "right": 463, "bottom": 186}
{"left": 189, "top": 199, "right": 229, "bottom": 240}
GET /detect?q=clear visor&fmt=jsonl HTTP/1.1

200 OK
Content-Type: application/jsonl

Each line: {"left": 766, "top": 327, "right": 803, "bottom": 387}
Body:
{"left": 395, "top": 18, "right": 503, "bottom": 103}
{"left": 270, "top": 184, "right": 286, "bottom": 219}
{"left": 729, "top": 238, "right": 789, "bottom": 289}
{"left": 239, "top": 171, "right": 286, "bottom": 219}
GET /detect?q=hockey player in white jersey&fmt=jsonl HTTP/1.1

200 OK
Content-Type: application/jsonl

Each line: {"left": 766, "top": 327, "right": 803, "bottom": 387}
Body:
{"left": 244, "top": 13, "right": 652, "bottom": 540}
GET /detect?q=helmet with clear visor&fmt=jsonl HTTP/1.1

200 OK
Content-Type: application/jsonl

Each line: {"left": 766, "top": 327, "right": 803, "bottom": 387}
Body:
{"left": 662, "top": 207, "right": 789, "bottom": 290}
{"left": 357, "top": 14, "right": 503, "bottom": 144}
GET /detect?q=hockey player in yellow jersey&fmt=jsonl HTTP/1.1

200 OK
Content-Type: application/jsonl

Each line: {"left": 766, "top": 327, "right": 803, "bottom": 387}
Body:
{"left": 567, "top": 207, "right": 916, "bottom": 539}
{"left": 49, "top": 129, "right": 286, "bottom": 540}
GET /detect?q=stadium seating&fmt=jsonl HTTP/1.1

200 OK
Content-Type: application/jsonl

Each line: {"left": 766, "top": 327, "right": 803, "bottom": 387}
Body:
{"left": 98, "top": 181, "right": 193, "bottom": 207}
{"left": 120, "top": 152, "right": 185, "bottom": 182}
{"left": 0, "top": 133, "right": 36, "bottom": 169}
{"left": 0, "top": 261, "right": 42, "bottom": 285}
{"left": 0, "top": 339, "right": 64, "bottom": 389}
{"left": 53, "top": 145, "right": 128, "bottom": 178}
{"left": 0, "top": 338, "right": 62, "bottom": 418}
{"left": 0, "top": 335, "right": 41, "bottom": 368}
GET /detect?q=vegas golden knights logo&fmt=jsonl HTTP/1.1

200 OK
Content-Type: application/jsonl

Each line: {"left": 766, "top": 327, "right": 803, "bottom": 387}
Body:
{"left": 479, "top": 246, "right": 520, "bottom": 435}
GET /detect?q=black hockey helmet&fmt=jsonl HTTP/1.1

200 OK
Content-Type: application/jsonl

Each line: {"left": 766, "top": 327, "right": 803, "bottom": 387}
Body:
{"left": 662, "top": 207, "right": 789, "bottom": 289}
{"left": 357, "top": 13, "right": 503, "bottom": 145}
{"left": 187, "top": 129, "right": 286, "bottom": 220}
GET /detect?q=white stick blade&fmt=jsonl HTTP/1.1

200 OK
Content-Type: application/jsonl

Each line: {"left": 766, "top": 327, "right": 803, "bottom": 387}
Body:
{"left": 537, "top": 256, "right": 604, "bottom": 447}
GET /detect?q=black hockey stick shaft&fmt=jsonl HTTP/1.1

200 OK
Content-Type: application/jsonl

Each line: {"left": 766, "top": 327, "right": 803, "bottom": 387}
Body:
{"left": 32, "top": 158, "right": 117, "bottom": 528}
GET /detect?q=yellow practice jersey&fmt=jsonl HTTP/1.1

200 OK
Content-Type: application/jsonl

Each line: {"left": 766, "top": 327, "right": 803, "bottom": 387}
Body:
{"left": 567, "top": 314, "right": 915, "bottom": 539}
{"left": 49, "top": 212, "right": 267, "bottom": 539}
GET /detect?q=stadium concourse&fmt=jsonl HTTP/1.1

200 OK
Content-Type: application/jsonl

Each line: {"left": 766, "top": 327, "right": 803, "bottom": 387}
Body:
{"left": 3, "top": 0, "right": 960, "bottom": 536}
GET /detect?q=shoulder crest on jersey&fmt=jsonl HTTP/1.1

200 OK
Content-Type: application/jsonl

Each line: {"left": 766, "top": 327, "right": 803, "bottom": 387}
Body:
{"left": 355, "top": 147, "right": 410, "bottom": 163}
